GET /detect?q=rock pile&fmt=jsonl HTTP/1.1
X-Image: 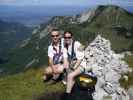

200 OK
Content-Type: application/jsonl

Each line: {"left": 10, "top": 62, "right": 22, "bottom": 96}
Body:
{"left": 128, "top": 86, "right": 133, "bottom": 100}
{"left": 84, "top": 35, "right": 130, "bottom": 100}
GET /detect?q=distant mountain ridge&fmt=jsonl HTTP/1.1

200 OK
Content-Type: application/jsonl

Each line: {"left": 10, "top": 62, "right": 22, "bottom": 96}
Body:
{"left": 0, "top": 19, "right": 32, "bottom": 59}
{"left": 0, "top": 5, "right": 133, "bottom": 75}
{"left": 0, "top": 5, "right": 91, "bottom": 27}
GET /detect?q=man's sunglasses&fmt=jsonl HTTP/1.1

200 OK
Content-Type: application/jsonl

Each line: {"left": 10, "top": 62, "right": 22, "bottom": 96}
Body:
{"left": 64, "top": 37, "right": 72, "bottom": 39}
{"left": 51, "top": 34, "right": 59, "bottom": 37}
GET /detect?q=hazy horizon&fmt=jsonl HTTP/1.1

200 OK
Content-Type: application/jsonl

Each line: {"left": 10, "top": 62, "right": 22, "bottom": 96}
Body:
{"left": 0, "top": 5, "right": 132, "bottom": 26}
{"left": 0, "top": 5, "right": 91, "bottom": 26}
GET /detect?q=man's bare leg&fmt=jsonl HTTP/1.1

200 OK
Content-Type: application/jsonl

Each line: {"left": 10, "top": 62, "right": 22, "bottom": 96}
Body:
{"left": 43, "top": 64, "right": 64, "bottom": 81}
{"left": 52, "top": 64, "right": 65, "bottom": 80}
{"left": 42, "top": 67, "right": 53, "bottom": 81}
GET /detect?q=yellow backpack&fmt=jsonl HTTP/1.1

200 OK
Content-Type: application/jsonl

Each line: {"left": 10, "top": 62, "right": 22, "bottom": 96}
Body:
{"left": 76, "top": 73, "right": 97, "bottom": 90}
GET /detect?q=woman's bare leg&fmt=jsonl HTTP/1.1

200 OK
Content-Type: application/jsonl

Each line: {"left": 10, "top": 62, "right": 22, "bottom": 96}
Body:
{"left": 66, "top": 67, "right": 81, "bottom": 93}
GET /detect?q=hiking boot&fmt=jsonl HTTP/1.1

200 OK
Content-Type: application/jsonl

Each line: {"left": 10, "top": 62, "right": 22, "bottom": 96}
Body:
{"left": 52, "top": 73, "right": 64, "bottom": 82}
{"left": 42, "top": 75, "right": 52, "bottom": 82}
{"left": 47, "top": 79, "right": 57, "bottom": 85}
{"left": 62, "top": 80, "right": 67, "bottom": 85}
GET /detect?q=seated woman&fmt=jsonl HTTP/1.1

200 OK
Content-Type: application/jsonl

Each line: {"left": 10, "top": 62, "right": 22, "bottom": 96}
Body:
{"left": 62, "top": 31, "right": 86, "bottom": 99}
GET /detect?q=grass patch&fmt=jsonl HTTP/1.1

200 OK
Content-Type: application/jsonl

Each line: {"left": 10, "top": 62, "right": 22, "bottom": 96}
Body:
{"left": 120, "top": 55, "right": 133, "bottom": 89}
{"left": 0, "top": 68, "right": 64, "bottom": 100}
{"left": 0, "top": 55, "right": 132, "bottom": 100}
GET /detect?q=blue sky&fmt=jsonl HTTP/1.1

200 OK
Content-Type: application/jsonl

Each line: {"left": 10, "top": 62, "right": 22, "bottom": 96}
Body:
{"left": 0, "top": 0, "right": 133, "bottom": 7}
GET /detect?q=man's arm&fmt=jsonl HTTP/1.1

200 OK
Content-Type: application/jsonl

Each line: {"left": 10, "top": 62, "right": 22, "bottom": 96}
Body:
{"left": 48, "top": 46, "right": 56, "bottom": 73}
{"left": 48, "top": 57, "right": 53, "bottom": 67}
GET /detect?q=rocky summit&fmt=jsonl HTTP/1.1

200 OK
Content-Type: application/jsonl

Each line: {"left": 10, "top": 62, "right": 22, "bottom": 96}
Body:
{"left": 84, "top": 35, "right": 131, "bottom": 100}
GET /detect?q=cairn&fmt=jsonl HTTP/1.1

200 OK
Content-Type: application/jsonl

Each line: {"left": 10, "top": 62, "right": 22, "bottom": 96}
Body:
{"left": 84, "top": 35, "right": 130, "bottom": 100}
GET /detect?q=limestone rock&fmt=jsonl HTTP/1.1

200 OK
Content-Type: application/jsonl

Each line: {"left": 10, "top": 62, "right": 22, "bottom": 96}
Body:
{"left": 84, "top": 35, "right": 130, "bottom": 100}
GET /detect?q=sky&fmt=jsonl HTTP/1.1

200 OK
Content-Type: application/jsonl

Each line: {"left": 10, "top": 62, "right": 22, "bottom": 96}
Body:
{"left": 0, "top": 0, "right": 133, "bottom": 7}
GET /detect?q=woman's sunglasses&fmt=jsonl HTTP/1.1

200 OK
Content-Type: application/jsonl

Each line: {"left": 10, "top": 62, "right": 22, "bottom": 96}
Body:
{"left": 64, "top": 36, "right": 72, "bottom": 39}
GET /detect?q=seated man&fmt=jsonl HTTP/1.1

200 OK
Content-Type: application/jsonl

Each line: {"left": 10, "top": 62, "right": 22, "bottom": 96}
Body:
{"left": 62, "top": 31, "right": 85, "bottom": 98}
{"left": 42, "top": 29, "right": 69, "bottom": 83}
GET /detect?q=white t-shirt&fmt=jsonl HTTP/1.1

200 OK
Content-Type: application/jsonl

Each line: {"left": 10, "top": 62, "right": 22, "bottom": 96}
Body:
{"left": 48, "top": 43, "right": 68, "bottom": 59}
{"left": 67, "top": 41, "right": 84, "bottom": 60}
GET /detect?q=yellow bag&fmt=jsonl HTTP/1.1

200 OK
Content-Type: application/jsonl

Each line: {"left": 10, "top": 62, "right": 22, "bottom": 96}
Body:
{"left": 76, "top": 73, "right": 97, "bottom": 90}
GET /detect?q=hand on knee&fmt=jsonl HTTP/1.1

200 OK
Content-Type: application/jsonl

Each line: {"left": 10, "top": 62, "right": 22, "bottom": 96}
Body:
{"left": 58, "top": 68, "right": 64, "bottom": 73}
{"left": 45, "top": 67, "right": 52, "bottom": 74}
{"left": 53, "top": 69, "right": 62, "bottom": 74}
{"left": 54, "top": 66, "right": 64, "bottom": 74}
